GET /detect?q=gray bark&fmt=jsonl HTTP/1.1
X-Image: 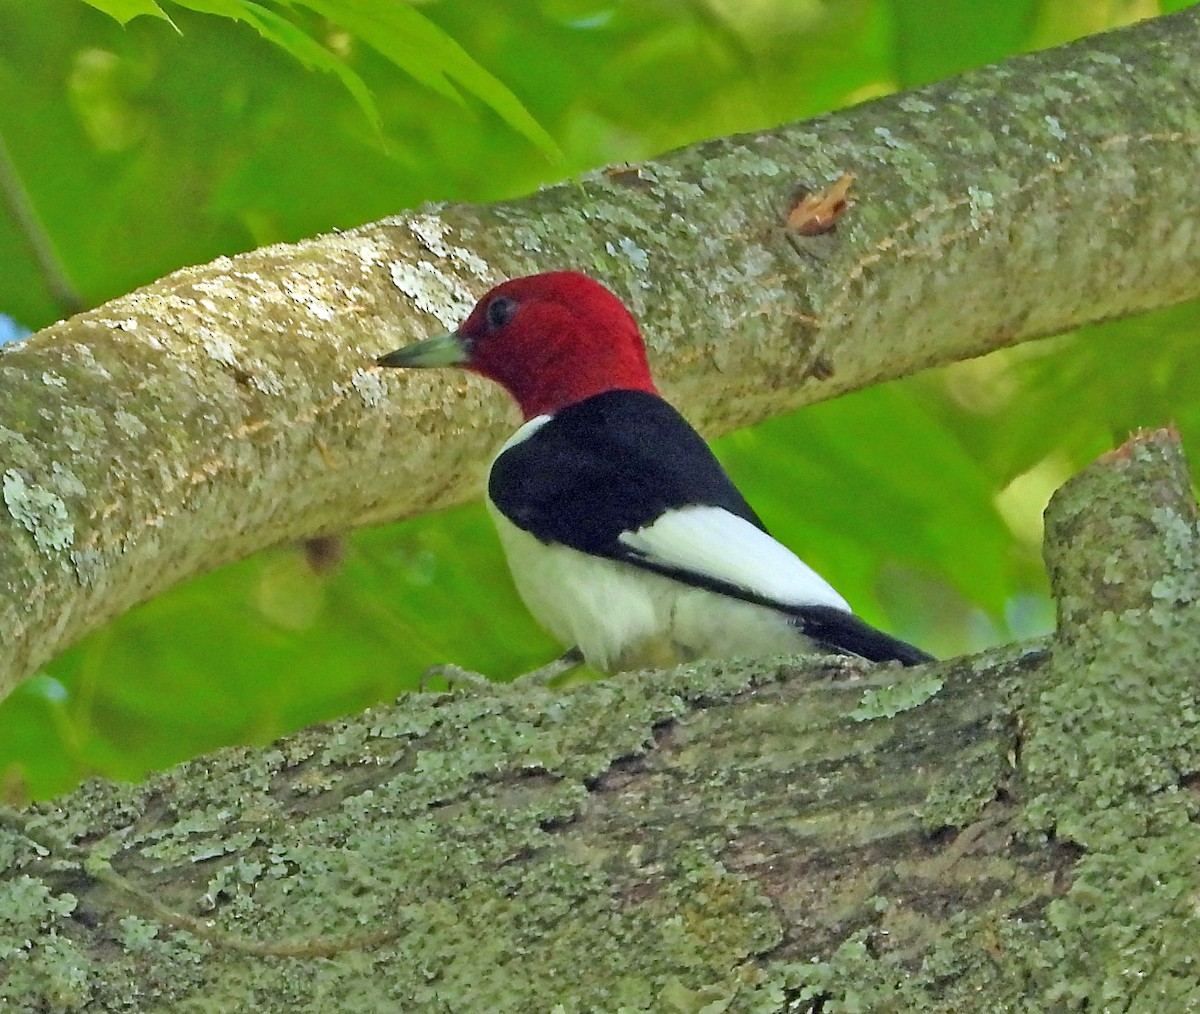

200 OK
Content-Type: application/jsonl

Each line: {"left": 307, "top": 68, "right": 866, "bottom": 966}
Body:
{"left": 1, "top": 9, "right": 1199, "bottom": 699}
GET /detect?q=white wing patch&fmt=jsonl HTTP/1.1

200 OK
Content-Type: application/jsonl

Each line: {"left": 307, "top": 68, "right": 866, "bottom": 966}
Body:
{"left": 618, "top": 505, "right": 851, "bottom": 612}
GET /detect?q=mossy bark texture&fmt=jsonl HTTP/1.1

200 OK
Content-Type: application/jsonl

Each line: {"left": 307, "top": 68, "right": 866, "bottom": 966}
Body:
{"left": 2, "top": 10, "right": 1199, "bottom": 700}
{"left": 2, "top": 429, "right": 1199, "bottom": 1011}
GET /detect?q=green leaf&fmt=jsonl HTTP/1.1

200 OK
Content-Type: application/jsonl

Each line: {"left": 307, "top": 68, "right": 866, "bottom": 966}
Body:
{"left": 168, "top": 0, "right": 381, "bottom": 131}
{"left": 290, "top": 0, "right": 561, "bottom": 160}
{"left": 245, "top": 3, "right": 381, "bottom": 131}
{"left": 168, "top": 0, "right": 250, "bottom": 15}
{"left": 163, "top": 0, "right": 556, "bottom": 156}
{"left": 78, "top": 0, "right": 174, "bottom": 24}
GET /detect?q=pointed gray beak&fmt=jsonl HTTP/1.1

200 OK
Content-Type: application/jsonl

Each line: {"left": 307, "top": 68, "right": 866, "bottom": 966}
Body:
{"left": 376, "top": 331, "right": 468, "bottom": 368}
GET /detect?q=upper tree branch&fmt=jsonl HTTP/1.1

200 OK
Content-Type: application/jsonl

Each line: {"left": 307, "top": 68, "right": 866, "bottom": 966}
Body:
{"left": 1, "top": 8, "right": 1198, "bottom": 698}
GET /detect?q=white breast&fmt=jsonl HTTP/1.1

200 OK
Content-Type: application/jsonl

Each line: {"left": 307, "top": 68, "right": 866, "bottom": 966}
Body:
{"left": 486, "top": 506, "right": 823, "bottom": 672}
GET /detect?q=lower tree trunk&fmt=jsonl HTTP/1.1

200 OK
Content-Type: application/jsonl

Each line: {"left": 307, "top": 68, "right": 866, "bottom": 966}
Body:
{"left": 2, "top": 430, "right": 1197, "bottom": 1012}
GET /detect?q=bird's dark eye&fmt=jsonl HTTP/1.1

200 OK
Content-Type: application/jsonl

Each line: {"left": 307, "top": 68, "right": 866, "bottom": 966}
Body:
{"left": 485, "top": 295, "right": 519, "bottom": 331}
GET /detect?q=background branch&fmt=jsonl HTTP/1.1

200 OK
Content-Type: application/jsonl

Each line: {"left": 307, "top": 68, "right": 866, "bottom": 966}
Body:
{"left": 0, "top": 129, "right": 85, "bottom": 319}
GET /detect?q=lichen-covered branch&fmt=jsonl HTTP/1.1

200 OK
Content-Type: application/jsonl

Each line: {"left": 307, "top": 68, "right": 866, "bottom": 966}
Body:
{"left": 2, "top": 430, "right": 1198, "bottom": 1010}
{"left": 2, "top": 8, "right": 1199, "bottom": 700}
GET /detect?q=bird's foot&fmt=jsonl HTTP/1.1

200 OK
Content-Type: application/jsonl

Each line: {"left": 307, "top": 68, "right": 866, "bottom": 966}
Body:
{"left": 419, "top": 663, "right": 496, "bottom": 692}
{"left": 510, "top": 647, "right": 584, "bottom": 687}
{"left": 419, "top": 648, "right": 584, "bottom": 693}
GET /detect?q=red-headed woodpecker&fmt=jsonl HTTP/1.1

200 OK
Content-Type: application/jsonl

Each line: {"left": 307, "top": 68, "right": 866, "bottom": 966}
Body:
{"left": 376, "top": 271, "right": 932, "bottom": 673}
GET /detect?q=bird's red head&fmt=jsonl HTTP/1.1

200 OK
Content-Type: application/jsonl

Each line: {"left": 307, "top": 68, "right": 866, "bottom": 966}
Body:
{"left": 378, "top": 272, "right": 658, "bottom": 419}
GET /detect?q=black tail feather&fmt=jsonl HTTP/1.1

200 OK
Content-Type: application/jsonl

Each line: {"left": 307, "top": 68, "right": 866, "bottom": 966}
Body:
{"left": 792, "top": 605, "right": 934, "bottom": 666}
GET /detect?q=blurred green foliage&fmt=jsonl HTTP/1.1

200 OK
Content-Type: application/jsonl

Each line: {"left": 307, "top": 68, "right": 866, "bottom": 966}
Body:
{"left": 0, "top": 0, "right": 1195, "bottom": 799}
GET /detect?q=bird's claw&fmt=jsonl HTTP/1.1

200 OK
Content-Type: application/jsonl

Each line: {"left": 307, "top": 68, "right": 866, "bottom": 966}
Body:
{"left": 419, "top": 663, "right": 496, "bottom": 693}
{"left": 419, "top": 648, "right": 584, "bottom": 694}
{"left": 509, "top": 648, "right": 584, "bottom": 688}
